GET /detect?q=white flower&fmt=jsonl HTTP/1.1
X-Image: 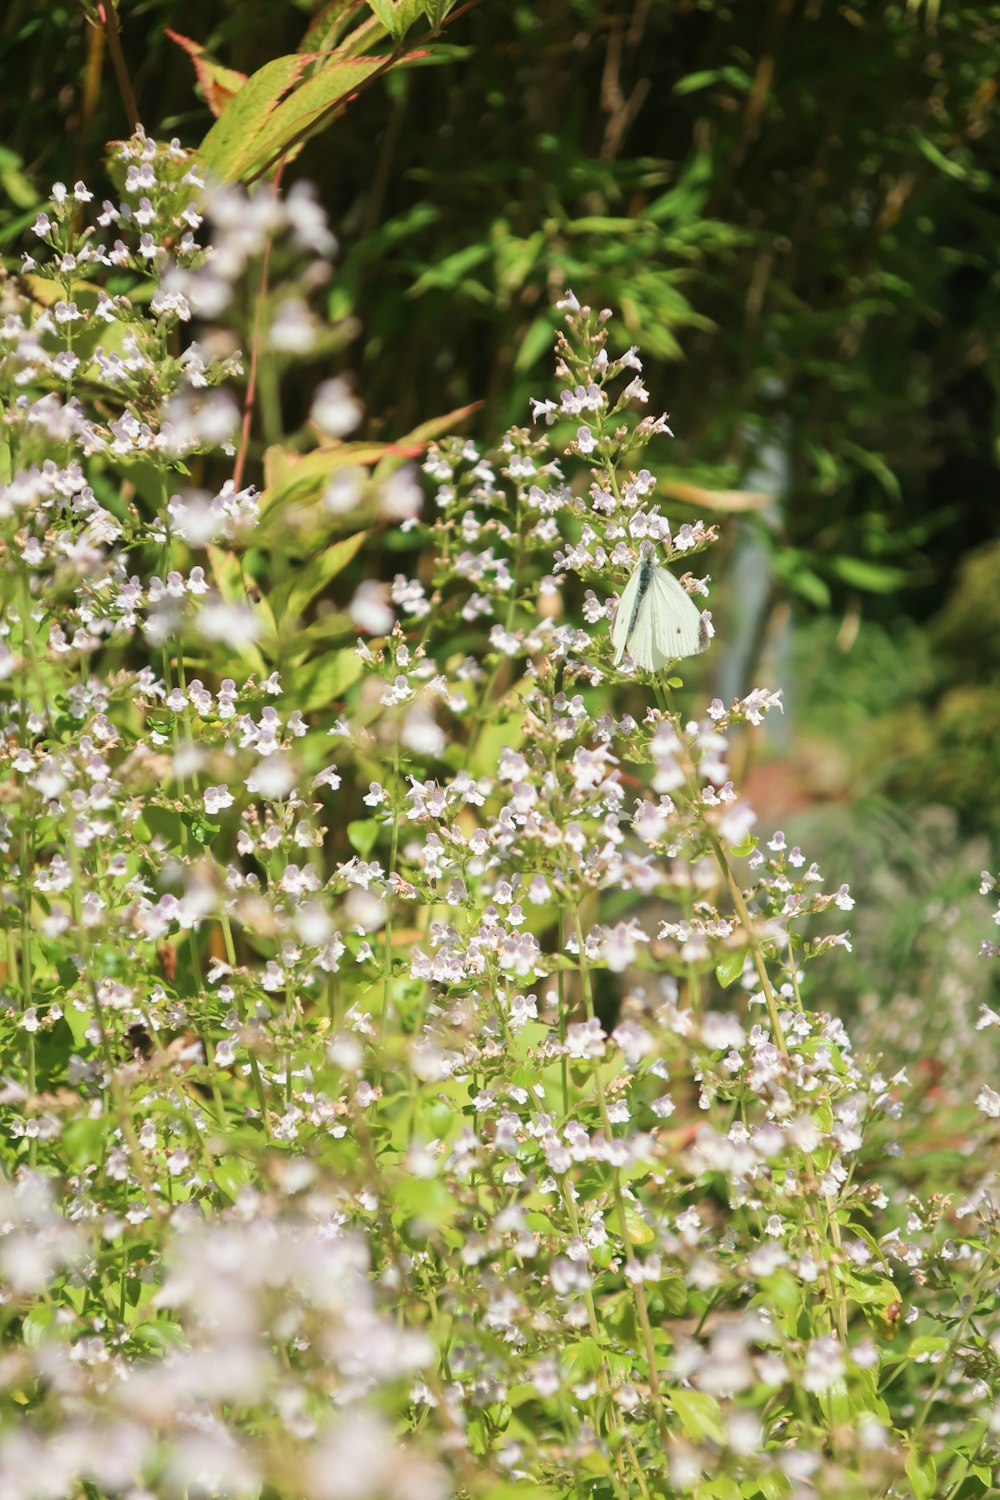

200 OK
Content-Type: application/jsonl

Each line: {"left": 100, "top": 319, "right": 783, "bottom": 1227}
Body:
{"left": 976, "top": 1084, "right": 1000, "bottom": 1118}
{"left": 311, "top": 376, "right": 362, "bottom": 436}
{"left": 204, "top": 785, "right": 235, "bottom": 815}
{"left": 197, "top": 600, "right": 261, "bottom": 643}
{"left": 350, "top": 581, "right": 394, "bottom": 635}
{"left": 802, "top": 1334, "right": 846, "bottom": 1393}
{"left": 268, "top": 297, "right": 316, "bottom": 352}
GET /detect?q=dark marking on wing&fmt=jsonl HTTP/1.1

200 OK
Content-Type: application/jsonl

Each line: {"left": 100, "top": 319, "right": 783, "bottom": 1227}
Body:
{"left": 626, "top": 557, "right": 653, "bottom": 640}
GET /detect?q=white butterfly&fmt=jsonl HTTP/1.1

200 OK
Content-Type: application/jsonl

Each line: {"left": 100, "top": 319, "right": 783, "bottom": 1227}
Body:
{"left": 611, "top": 544, "right": 710, "bottom": 670}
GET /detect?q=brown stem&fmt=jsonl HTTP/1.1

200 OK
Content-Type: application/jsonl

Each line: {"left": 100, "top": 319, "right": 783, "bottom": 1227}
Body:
{"left": 231, "top": 164, "right": 284, "bottom": 493}
{"left": 96, "top": 3, "right": 141, "bottom": 131}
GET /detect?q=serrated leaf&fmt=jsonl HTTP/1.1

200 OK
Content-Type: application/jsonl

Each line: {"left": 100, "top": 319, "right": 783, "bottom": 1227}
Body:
{"left": 302, "top": 0, "right": 379, "bottom": 53}
{"left": 199, "top": 54, "right": 312, "bottom": 181}
{"left": 165, "top": 29, "right": 247, "bottom": 117}
{"left": 240, "top": 54, "right": 391, "bottom": 182}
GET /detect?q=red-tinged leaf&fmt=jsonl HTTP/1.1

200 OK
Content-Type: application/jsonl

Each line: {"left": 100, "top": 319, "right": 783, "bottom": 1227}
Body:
{"left": 260, "top": 442, "right": 395, "bottom": 516}
{"left": 258, "top": 405, "right": 479, "bottom": 525}
{"left": 371, "top": 402, "right": 480, "bottom": 476}
{"left": 199, "top": 53, "right": 317, "bottom": 181}
{"left": 241, "top": 54, "right": 398, "bottom": 182}
{"left": 302, "top": 0, "right": 389, "bottom": 55}
{"left": 165, "top": 29, "right": 247, "bottom": 118}
{"left": 391, "top": 402, "right": 481, "bottom": 450}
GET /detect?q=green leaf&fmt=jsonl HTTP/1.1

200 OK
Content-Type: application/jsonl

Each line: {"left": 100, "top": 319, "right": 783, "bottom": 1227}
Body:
{"left": 514, "top": 313, "right": 559, "bottom": 374}
{"left": 272, "top": 530, "right": 371, "bottom": 624}
{"left": 904, "top": 1448, "right": 937, "bottom": 1500}
{"left": 828, "top": 556, "right": 910, "bottom": 593}
{"left": 905, "top": 1335, "right": 949, "bottom": 1359}
{"left": 670, "top": 1387, "right": 726, "bottom": 1445}
{"left": 199, "top": 54, "right": 312, "bottom": 181}
{"left": 205, "top": 543, "right": 251, "bottom": 604}
{"left": 130, "top": 1320, "right": 185, "bottom": 1353}
{"left": 673, "top": 66, "right": 751, "bottom": 97}
{"left": 483, "top": 1485, "right": 555, "bottom": 1500}
{"left": 240, "top": 54, "right": 390, "bottom": 181}
{"left": 410, "top": 242, "right": 492, "bottom": 294}
{"left": 840, "top": 1273, "right": 898, "bottom": 1309}
{"left": 659, "top": 1276, "right": 688, "bottom": 1316}
{"left": 786, "top": 567, "right": 831, "bottom": 608}
{"left": 715, "top": 949, "right": 746, "bottom": 989}
{"left": 185, "top": 814, "right": 221, "bottom": 846}
{"left": 347, "top": 819, "right": 381, "bottom": 857}
{"left": 702, "top": 1480, "right": 742, "bottom": 1500}
{"left": 290, "top": 648, "right": 366, "bottom": 714}
{"left": 365, "top": 0, "right": 396, "bottom": 32}
{"left": 909, "top": 127, "right": 968, "bottom": 182}
{"left": 840, "top": 441, "right": 902, "bottom": 500}
{"left": 21, "top": 1304, "right": 54, "bottom": 1348}
{"left": 752, "top": 1472, "right": 793, "bottom": 1500}
{"left": 259, "top": 443, "right": 386, "bottom": 526}
{"left": 0, "top": 148, "right": 38, "bottom": 210}
{"left": 61, "top": 1116, "right": 108, "bottom": 1168}
{"left": 623, "top": 1208, "right": 655, "bottom": 1247}
{"left": 213, "top": 1156, "right": 255, "bottom": 1200}
{"left": 391, "top": 1176, "right": 459, "bottom": 1234}
{"left": 562, "top": 1337, "right": 606, "bottom": 1380}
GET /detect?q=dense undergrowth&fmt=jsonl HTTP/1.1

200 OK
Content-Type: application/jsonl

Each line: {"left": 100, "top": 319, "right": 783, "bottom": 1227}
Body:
{"left": 0, "top": 130, "right": 997, "bottom": 1500}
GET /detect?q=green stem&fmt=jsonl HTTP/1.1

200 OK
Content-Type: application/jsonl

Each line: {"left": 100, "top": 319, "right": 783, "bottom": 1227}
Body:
{"left": 912, "top": 1251, "right": 996, "bottom": 1438}
{"left": 485, "top": 980, "right": 651, "bottom": 1497}
{"left": 63, "top": 811, "right": 164, "bottom": 1225}
{"left": 571, "top": 908, "right": 671, "bottom": 1451}
{"left": 219, "top": 913, "right": 273, "bottom": 1142}
{"left": 378, "top": 732, "right": 402, "bottom": 1048}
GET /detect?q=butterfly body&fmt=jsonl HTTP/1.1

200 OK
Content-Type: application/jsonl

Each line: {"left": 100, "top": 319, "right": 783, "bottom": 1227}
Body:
{"left": 611, "top": 547, "right": 709, "bottom": 670}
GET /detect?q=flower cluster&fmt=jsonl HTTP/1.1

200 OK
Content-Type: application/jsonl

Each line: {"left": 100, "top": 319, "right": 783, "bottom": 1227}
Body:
{"left": 0, "top": 136, "right": 996, "bottom": 1499}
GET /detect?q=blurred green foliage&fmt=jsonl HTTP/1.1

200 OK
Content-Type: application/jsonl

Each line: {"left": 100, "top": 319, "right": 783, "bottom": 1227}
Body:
{"left": 788, "top": 537, "right": 1000, "bottom": 836}
{"left": 1, "top": 0, "right": 996, "bottom": 873}
{"left": 2, "top": 0, "right": 998, "bottom": 618}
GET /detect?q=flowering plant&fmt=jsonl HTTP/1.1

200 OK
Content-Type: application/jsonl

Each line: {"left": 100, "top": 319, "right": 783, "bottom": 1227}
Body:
{"left": 0, "top": 130, "right": 997, "bottom": 1499}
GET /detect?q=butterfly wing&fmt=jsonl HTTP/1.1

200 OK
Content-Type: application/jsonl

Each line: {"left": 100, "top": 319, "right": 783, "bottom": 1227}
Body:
{"left": 623, "top": 584, "right": 658, "bottom": 671}
{"left": 647, "top": 563, "right": 709, "bottom": 664}
{"left": 611, "top": 559, "right": 644, "bottom": 665}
